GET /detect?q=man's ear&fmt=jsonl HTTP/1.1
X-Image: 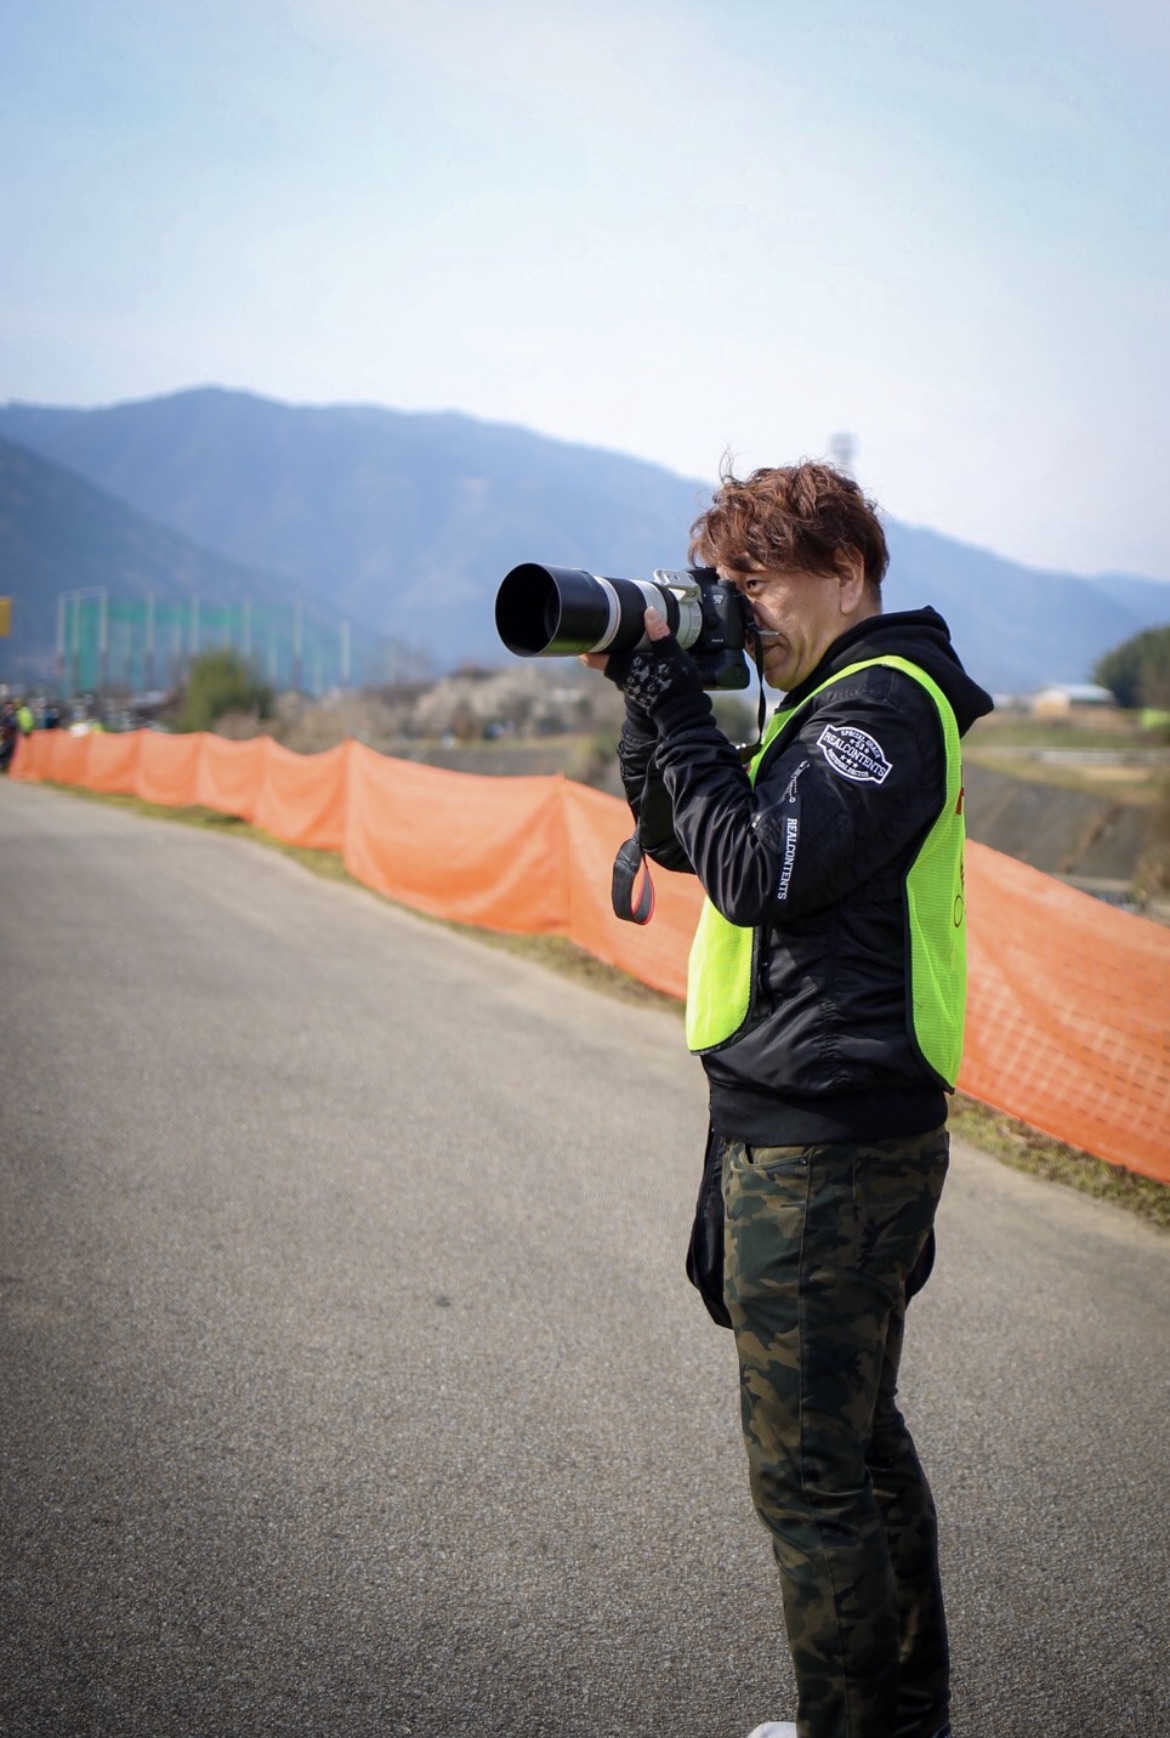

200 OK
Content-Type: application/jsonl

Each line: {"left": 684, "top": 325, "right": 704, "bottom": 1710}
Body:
{"left": 837, "top": 548, "right": 868, "bottom": 614}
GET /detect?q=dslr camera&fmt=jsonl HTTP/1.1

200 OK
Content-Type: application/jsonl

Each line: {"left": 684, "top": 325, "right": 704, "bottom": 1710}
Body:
{"left": 495, "top": 563, "right": 752, "bottom": 691}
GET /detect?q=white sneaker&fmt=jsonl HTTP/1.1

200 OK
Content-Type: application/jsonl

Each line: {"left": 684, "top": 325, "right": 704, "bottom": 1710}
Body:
{"left": 746, "top": 1726, "right": 797, "bottom": 1738}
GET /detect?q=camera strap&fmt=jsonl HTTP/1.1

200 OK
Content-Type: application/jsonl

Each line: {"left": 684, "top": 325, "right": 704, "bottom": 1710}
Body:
{"left": 611, "top": 835, "right": 656, "bottom": 925}
{"left": 737, "top": 637, "right": 770, "bottom": 766}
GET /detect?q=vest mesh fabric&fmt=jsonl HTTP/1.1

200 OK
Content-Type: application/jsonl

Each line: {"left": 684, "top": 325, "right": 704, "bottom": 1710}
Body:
{"left": 685, "top": 656, "right": 967, "bottom": 1088}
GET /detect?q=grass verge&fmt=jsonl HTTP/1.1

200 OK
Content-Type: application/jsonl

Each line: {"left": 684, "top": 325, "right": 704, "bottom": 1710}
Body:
{"left": 36, "top": 779, "right": 1169, "bottom": 1233}
{"left": 948, "top": 1094, "right": 1168, "bottom": 1232}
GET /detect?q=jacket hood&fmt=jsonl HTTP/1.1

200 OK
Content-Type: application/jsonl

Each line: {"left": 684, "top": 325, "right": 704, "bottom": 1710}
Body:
{"left": 786, "top": 605, "right": 994, "bottom": 737}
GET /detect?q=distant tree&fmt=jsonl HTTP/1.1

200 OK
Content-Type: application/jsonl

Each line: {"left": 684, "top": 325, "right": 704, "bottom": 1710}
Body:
{"left": 1093, "top": 625, "right": 1170, "bottom": 710}
{"left": 174, "top": 648, "right": 274, "bottom": 733}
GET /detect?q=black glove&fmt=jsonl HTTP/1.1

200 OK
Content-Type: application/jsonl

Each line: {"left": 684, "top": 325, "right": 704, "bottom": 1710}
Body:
{"left": 603, "top": 634, "right": 705, "bottom": 718}
{"left": 620, "top": 691, "right": 656, "bottom": 739}
{"left": 617, "top": 713, "right": 655, "bottom": 794}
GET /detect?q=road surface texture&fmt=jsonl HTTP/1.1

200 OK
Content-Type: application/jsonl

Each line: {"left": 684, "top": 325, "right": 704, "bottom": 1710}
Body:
{"left": 1, "top": 781, "right": 1167, "bottom": 1738}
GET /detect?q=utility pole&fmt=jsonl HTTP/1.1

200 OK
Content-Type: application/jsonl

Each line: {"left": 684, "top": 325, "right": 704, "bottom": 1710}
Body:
{"left": 70, "top": 596, "right": 80, "bottom": 698}
{"left": 829, "top": 432, "right": 857, "bottom": 477}
{"left": 98, "top": 591, "right": 109, "bottom": 700}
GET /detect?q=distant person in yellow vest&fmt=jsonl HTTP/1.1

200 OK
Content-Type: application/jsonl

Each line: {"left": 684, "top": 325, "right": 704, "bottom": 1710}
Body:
{"left": 585, "top": 462, "right": 993, "bottom": 1738}
{"left": 16, "top": 700, "right": 35, "bottom": 735}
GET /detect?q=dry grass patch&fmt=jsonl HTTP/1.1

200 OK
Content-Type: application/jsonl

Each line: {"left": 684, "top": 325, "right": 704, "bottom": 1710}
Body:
{"left": 949, "top": 1094, "right": 1168, "bottom": 1232}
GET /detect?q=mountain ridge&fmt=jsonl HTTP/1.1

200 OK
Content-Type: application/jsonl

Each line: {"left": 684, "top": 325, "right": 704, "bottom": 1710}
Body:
{"left": 2, "top": 386, "right": 1167, "bottom": 693}
{"left": 0, "top": 432, "right": 378, "bottom": 689}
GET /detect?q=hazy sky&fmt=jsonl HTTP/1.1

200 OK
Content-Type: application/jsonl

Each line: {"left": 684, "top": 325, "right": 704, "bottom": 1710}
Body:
{"left": 4, "top": 0, "right": 1169, "bottom": 579}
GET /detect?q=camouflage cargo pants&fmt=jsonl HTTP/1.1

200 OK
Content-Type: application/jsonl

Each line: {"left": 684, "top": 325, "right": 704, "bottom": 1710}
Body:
{"left": 722, "top": 1126, "right": 951, "bottom": 1738}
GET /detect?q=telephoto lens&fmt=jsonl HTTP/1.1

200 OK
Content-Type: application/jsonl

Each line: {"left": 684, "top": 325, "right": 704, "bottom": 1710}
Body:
{"left": 496, "top": 561, "right": 752, "bottom": 690}
{"left": 495, "top": 563, "right": 678, "bottom": 659}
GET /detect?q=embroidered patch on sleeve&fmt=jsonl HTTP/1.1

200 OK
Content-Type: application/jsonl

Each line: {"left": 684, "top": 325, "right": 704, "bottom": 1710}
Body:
{"left": 817, "top": 723, "right": 892, "bottom": 784}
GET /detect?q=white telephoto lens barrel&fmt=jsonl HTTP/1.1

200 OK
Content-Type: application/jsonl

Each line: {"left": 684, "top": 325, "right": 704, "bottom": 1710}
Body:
{"left": 650, "top": 569, "right": 703, "bottom": 648}
{"left": 671, "top": 593, "right": 703, "bottom": 648}
{"left": 587, "top": 576, "right": 624, "bottom": 653}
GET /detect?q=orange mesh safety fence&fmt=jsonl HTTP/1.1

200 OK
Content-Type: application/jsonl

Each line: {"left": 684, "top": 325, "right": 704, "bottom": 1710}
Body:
{"left": 561, "top": 779, "right": 700, "bottom": 1000}
{"left": 137, "top": 731, "right": 203, "bottom": 808}
{"left": 344, "top": 744, "right": 568, "bottom": 932}
{"left": 961, "top": 846, "right": 1170, "bottom": 1180}
{"left": 30, "top": 729, "right": 94, "bottom": 789}
{"left": 256, "top": 740, "right": 349, "bottom": 851}
{"left": 196, "top": 734, "right": 268, "bottom": 821}
{"left": 87, "top": 731, "right": 143, "bottom": 792}
{"left": 13, "top": 728, "right": 1170, "bottom": 1181}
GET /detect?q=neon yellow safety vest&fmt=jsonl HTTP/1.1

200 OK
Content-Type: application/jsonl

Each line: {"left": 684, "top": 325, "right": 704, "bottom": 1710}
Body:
{"left": 685, "top": 656, "right": 967, "bottom": 1087}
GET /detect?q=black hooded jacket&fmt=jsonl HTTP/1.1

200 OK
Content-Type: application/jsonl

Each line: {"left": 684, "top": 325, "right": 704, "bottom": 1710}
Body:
{"left": 619, "top": 607, "right": 994, "bottom": 1144}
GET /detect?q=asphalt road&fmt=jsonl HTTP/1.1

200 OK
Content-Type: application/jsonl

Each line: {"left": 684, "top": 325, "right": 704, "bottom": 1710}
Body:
{"left": 1, "top": 781, "right": 1167, "bottom": 1738}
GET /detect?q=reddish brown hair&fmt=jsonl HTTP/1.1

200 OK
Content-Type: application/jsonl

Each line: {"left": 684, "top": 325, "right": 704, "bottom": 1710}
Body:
{"left": 689, "top": 461, "right": 889, "bottom": 593}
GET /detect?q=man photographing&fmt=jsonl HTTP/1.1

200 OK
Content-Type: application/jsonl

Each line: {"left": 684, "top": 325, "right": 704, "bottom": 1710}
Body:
{"left": 584, "top": 462, "right": 992, "bottom": 1738}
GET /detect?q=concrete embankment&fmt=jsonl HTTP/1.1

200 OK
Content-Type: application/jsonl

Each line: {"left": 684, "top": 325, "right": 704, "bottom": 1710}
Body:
{"left": 962, "top": 759, "right": 1162, "bottom": 906}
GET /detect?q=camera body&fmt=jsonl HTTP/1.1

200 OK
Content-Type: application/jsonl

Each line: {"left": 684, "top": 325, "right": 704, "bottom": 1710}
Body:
{"left": 495, "top": 562, "right": 752, "bottom": 691}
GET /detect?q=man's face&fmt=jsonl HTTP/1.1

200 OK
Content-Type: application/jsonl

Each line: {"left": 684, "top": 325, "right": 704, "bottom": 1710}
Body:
{"left": 721, "top": 563, "right": 867, "bottom": 693}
